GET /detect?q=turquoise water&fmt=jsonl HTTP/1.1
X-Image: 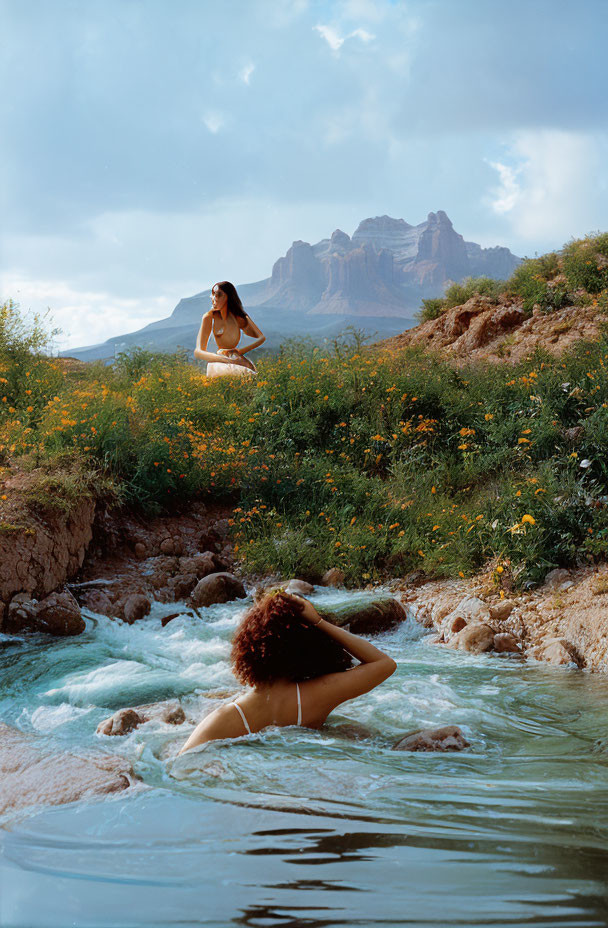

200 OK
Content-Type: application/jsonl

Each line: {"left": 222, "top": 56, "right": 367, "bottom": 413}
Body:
{"left": 1, "top": 588, "right": 608, "bottom": 928}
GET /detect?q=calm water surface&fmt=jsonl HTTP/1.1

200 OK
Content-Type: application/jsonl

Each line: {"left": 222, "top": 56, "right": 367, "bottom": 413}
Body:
{"left": 1, "top": 588, "right": 607, "bottom": 928}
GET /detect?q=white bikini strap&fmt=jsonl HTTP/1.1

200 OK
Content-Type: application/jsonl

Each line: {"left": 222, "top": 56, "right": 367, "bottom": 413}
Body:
{"left": 296, "top": 682, "right": 302, "bottom": 726}
{"left": 232, "top": 700, "right": 252, "bottom": 734}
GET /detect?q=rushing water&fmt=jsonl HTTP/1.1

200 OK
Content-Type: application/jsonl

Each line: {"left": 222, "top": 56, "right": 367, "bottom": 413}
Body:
{"left": 1, "top": 588, "right": 608, "bottom": 928}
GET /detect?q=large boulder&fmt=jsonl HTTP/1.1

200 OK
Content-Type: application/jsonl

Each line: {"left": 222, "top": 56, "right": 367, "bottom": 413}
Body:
{"left": 447, "top": 622, "right": 496, "bottom": 654}
{"left": 35, "top": 590, "right": 85, "bottom": 636}
{"left": 317, "top": 596, "right": 407, "bottom": 635}
{"left": 4, "top": 590, "right": 85, "bottom": 636}
{"left": 190, "top": 572, "right": 247, "bottom": 608}
{"left": 0, "top": 722, "right": 134, "bottom": 815}
{"left": 393, "top": 725, "right": 470, "bottom": 752}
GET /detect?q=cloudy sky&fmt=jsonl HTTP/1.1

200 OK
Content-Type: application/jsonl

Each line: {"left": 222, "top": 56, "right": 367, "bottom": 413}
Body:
{"left": 2, "top": 0, "right": 607, "bottom": 350}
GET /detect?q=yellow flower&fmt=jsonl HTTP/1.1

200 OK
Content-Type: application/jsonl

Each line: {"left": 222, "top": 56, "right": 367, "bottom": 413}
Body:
{"left": 521, "top": 514, "right": 536, "bottom": 525}
{"left": 484, "top": 413, "right": 494, "bottom": 420}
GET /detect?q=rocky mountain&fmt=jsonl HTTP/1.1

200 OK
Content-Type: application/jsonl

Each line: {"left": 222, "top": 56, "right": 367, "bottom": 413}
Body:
{"left": 63, "top": 211, "right": 521, "bottom": 361}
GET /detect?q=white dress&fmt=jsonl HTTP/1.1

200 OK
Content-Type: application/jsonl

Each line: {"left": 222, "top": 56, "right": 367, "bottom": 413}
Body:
{"left": 206, "top": 350, "right": 257, "bottom": 379}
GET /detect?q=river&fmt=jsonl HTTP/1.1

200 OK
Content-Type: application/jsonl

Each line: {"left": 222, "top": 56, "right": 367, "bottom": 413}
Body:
{"left": 1, "top": 588, "right": 607, "bottom": 928}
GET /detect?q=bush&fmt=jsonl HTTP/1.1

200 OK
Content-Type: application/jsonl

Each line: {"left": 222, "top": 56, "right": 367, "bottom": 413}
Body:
{"left": 562, "top": 233, "right": 608, "bottom": 294}
{"left": 417, "top": 298, "right": 446, "bottom": 322}
{"left": 443, "top": 276, "right": 504, "bottom": 308}
{"left": 506, "top": 253, "right": 569, "bottom": 313}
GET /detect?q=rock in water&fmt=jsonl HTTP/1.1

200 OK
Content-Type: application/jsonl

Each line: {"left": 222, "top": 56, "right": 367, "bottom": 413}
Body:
{"left": 190, "top": 572, "right": 246, "bottom": 608}
{"left": 0, "top": 722, "right": 134, "bottom": 815}
{"left": 35, "top": 590, "right": 85, "bottom": 636}
{"left": 317, "top": 596, "right": 407, "bottom": 635}
{"left": 286, "top": 579, "right": 315, "bottom": 595}
{"left": 121, "top": 593, "right": 152, "bottom": 624}
{"left": 447, "top": 623, "right": 496, "bottom": 654}
{"left": 393, "top": 725, "right": 470, "bottom": 752}
{"left": 97, "top": 708, "right": 144, "bottom": 736}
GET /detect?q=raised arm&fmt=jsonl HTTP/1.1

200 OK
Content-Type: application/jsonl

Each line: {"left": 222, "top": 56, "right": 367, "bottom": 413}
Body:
{"left": 290, "top": 594, "right": 397, "bottom": 715}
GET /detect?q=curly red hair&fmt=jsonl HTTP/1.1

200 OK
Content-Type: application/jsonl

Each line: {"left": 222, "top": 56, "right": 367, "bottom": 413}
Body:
{"left": 231, "top": 591, "right": 353, "bottom": 686}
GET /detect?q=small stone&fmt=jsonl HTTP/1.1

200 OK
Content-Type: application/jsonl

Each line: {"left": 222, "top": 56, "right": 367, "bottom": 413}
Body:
{"left": 122, "top": 593, "right": 151, "bottom": 624}
{"left": 493, "top": 632, "right": 522, "bottom": 653}
{"left": 286, "top": 579, "right": 315, "bottom": 595}
{"left": 97, "top": 708, "right": 144, "bottom": 736}
{"left": 160, "top": 538, "right": 176, "bottom": 555}
{"left": 178, "top": 551, "right": 218, "bottom": 580}
{"left": 80, "top": 590, "right": 114, "bottom": 617}
{"left": 322, "top": 568, "right": 345, "bottom": 588}
{"left": 5, "top": 595, "right": 38, "bottom": 634}
{"left": 393, "top": 725, "right": 469, "bottom": 752}
{"left": 190, "top": 572, "right": 247, "bottom": 608}
{"left": 170, "top": 573, "right": 198, "bottom": 599}
{"left": 134, "top": 542, "right": 147, "bottom": 559}
{"left": 447, "top": 623, "right": 496, "bottom": 654}
{"left": 161, "top": 705, "right": 186, "bottom": 725}
{"left": 161, "top": 612, "right": 182, "bottom": 628}
{"left": 198, "top": 529, "right": 221, "bottom": 553}
{"left": 543, "top": 568, "right": 570, "bottom": 590}
{"left": 489, "top": 600, "right": 515, "bottom": 621}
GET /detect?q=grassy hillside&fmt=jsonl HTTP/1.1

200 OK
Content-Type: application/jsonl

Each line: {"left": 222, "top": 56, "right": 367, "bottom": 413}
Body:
{"left": 418, "top": 231, "right": 608, "bottom": 322}
{"left": 2, "top": 233, "right": 608, "bottom": 591}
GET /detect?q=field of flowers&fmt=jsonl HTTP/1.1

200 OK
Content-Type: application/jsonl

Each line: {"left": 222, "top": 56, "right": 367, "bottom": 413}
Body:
{"left": 2, "top": 298, "right": 608, "bottom": 589}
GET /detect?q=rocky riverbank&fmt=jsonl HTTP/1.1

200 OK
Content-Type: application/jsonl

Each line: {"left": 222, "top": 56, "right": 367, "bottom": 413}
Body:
{"left": 2, "top": 472, "right": 608, "bottom": 675}
{"left": 392, "top": 563, "right": 608, "bottom": 673}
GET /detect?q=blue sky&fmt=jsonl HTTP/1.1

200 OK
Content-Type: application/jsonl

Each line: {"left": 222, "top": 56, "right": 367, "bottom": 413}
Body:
{"left": 2, "top": 0, "right": 607, "bottom": 349}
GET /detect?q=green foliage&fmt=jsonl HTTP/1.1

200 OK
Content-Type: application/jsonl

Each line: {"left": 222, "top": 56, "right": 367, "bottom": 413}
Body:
{"left": 443, "top": 276, "right": 504, "bottom": 308}
{"left": 4, "top": 282, "right": 608, "bottom": 586}
{"left": 505, "top": 253, "right": 570, "bottom": 313}
{"left": 562, "top": 232, "right": 608, "bottom": 294}
{"left": 417, "top": 298, "right": 445, "bottom": 322}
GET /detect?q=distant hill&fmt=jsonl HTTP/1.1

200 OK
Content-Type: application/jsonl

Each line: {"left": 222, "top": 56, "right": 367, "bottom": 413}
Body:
{"left": 63, "top": 210, "right": 521, "bottom": 361}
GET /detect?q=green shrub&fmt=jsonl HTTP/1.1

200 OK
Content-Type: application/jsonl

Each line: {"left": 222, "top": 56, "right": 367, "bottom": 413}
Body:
{"left": 443, "top": 276, "right": 504, "bottom": 308}
{"left": 562, "top": 233, "right": 608, "bottom": 294}
{"left": 506, "top": 253, "right": 569, "bottom": 313}
{"left": 417, "top": 298, "right": 446, "bottom": 322}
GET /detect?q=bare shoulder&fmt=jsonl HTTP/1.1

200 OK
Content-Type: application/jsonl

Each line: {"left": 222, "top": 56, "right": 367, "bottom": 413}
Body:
{"left": 202, "top": 310, "right": 213, "bottom": 321}
{"left": 195, "top": 702, "right": 244, "bottom": 740}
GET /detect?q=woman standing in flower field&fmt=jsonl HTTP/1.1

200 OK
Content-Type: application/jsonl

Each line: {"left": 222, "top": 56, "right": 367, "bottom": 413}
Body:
{"left": 194, "top": 281, "right": 265, "bottom": 378}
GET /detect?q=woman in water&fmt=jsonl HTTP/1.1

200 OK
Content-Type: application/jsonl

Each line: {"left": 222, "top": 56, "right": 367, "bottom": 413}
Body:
{"left": 177, "top": 590, "right": 396, "bottom": 753}
{"left": 193, "top": 280, "right": 265, "bottom": 377}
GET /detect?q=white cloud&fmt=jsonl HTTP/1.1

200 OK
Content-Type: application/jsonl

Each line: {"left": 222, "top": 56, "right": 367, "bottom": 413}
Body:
{"left": 239, "top": 62, "right": 255, "bottom": 85}
{"left": 484, "top": 129, "right": 607, "bottom": 243}
{"left": 1, "top": 276, "right": 168, "bottom": 352}
{"left": 484, "top": 159, "right": 522, "bottom": 214}
{"left": 313, "top": 23, "right": 375, "bottom": 51}
{"left": 203, "top": 111, "right": 225, "bottom": 133}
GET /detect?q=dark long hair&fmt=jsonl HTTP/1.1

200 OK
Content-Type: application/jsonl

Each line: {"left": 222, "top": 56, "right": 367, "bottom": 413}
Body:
{"left": 212, "top": 280, "right": 248, "bottom": 323}
{"left": 231, "top": 591, "right": 353, "bottom": 687}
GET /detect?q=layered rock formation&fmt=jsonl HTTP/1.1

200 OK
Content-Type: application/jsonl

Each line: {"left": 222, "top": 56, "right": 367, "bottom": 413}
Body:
{"left": 63, "top": 212, "right": 520, "bottom": 361}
